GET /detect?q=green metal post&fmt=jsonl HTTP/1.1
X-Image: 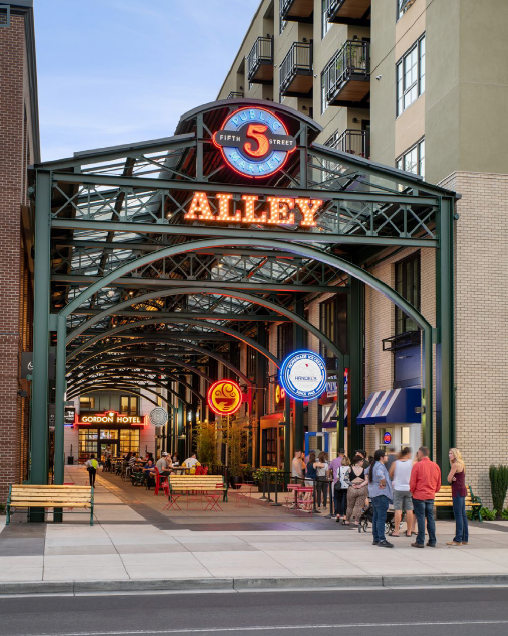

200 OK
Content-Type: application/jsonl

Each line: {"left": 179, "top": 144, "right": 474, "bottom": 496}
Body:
{"left": 336, "top": 355, "right": 345, "bottom": 451}
{"left": 284, "top": 394, "right": 291, "bottom": 474}
{"left": 347, "top": 277, "right": 364, "bottom": 454}
{"left": 255, "top": 324, "right": 267, "bottom": 468}
{"left": 53, "top": 315, "right": 67, "bottom": 521}
{"left": 422, "top": 326, "right": 433, "bottom": 455}
{"left": 436, "top": 196, "right": 455, "bottom": 474}
{"left": 293, "top": 300, "right": 304, "bottom": 452}
{"left": 30, "top": 170, "right": 51, "bottom": 521}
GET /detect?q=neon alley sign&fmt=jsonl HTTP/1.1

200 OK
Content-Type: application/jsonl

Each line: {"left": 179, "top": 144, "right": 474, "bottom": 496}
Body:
{"left": 184, "top": 192, "right": 323, "bottom": 227}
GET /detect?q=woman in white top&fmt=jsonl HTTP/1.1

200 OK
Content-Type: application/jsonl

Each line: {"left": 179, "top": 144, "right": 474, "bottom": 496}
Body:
{"left": 389, "top": 446, "right": 414, "bottom": 537}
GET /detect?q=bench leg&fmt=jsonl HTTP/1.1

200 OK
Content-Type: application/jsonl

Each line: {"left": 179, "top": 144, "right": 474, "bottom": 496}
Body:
{"left": 5, "top": 504, "right": 10, "bottom": 525}
{"left": 90, "top": 505, "right": 94, "bottom": 526}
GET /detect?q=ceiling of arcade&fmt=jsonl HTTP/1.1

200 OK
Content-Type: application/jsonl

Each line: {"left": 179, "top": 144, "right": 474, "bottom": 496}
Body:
{"left": 32, "top": 98, "right": 449, "bottom": 398}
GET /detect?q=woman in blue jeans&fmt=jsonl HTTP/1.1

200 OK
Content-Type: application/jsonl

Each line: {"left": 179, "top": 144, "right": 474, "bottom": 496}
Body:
{"left": 447, "top": 448, "right": 468, "bottom": 546}
{"left": 367, "top": 449, "right": 394, "bottom": 548}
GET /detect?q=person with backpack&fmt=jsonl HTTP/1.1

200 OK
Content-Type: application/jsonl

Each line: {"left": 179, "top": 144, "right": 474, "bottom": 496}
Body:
{"left": 85, "top": 454, "right": 98, "bottom": 487}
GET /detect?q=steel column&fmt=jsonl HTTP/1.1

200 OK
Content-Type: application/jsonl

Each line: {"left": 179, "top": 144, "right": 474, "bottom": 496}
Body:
{"left": 255, "top": 323, "right": 267, "bottom": 468}
{"left": 31, "top": 171, "right": 51, "bottom": 519}
{"left": 293, "top": 300, "right": 305, "bottom": 452}
{"left": 347, "top": 276, "right": 364, "bottom": 455}
{"left": 435, "top": 197, "right": 455, "bottom": 473}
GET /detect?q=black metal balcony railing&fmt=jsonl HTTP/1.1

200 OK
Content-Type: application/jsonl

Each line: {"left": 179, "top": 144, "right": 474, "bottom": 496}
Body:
{"left": 227, "top": 91, "right": 244, "bottom": 99}
{"left": 280, "top": 41, "right": 313, "bottom": 97}
{"left": 326, "top": 0, "right": 371, "bottom": 25}
{"left": 323, "top": 40, "right": 369, "bottom": 105}
{"left": 247, "top": 36, "right": 274, "bottom": 83}
{"left": 280, "top": 0, "right": 314, "bottom": 23}
{"left": 326, "top": 129, "right": 370, "bottom": 158}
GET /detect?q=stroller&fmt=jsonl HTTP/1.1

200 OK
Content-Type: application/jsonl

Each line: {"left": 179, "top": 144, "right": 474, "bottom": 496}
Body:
{"left": 358, "top": 503, "right": 400, "bottom": 536}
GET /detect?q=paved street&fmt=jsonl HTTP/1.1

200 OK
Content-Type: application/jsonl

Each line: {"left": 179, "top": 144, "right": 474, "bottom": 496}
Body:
{"left": 1, "top": 588, "right": 508, "bottom": 636}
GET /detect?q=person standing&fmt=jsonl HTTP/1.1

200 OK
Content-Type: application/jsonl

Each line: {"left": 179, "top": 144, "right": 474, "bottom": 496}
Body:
{"left": 367, "top": 449, "right": 394, "bottom": 548}
{"left": 410, "top": 446, "right": 441, "bottom": 548}
{"left": 447, "top": 448, "right": 469, "bottom": 546}
{"left": 291, "top": 449, "right": 304, "bottom": 483}
{"left": 344, "top": 455, "right": 369, "bottom": 526}
{"left": 390, "top": 447, "right": 414, "bottom": 538}
{"left": 385, "top": 447, "right": 398, "bottom": 473}
{"left": 335, "top": 456, "right": 351, "bottom": 521}
{"left": 315, "top": 451, "right": 329, "bottom": 509}
{"left": 328, "top": 449, "right": 344, "bottom": 515}
{"left": 85, "top": 454, "right": 98, "bottom": 487}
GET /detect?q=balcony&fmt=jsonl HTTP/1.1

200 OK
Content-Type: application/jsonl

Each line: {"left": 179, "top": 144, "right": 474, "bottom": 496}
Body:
{"left": 280, "top": 0, "right": 314, "bottom": 23}
{"left": 227, "top": 91, "right": 244, "bottom": 99}
{"left": 323, "top": 40, "right": 369, "bottom": 107}
{"left": 326, "top": 128, "right": 370, "bottom": 158}
{"left": 280, "top": 41, "right": 313, "bottom": 98}
{"left": 247, "top": 36, "right": 274, "bottom": 84}
{"left": 326, "top": 0, "right": 371, "bottom": 25}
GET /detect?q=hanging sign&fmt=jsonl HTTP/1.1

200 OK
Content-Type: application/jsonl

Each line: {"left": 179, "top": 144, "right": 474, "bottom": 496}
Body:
{"left": 149, "top": 407, "right": 168, "bottom": 426}
{"left": 383, "top": 431, "right": 392, "bottom": 444}
{"left": 207, "top": 380, "right": 243, "bottom": 416}
{"left": 279, "top": 350, "right": 327, "bottom": 402}
{"left": 212, "top": 106, "right": 297, "bottom": 178}
{"left": 275, "top": 384, "right": 286, "bottom": 404}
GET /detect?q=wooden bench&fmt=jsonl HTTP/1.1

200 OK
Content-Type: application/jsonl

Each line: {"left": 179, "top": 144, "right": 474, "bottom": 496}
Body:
{"left": 434, "top": 485, "right": 483, "bottom": 521}
{"left": 165, "top": 475, "right": 228, "bottom": 511}
{"left": 6, "top": 485, "right": 94, "bottom": 526}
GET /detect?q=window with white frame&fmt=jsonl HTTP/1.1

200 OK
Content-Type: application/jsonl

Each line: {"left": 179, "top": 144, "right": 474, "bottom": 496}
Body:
{"left": 321, "top": 71, "right": 327, "bottom": 114}
{"left": 322, "top": 0, "right": 331, "bottom": 39}
{"left": 397, "top": 0, "right": 417, "bottom": 21}
{"left": 396, "top": 34, "right": 425, "bottom": 116}
{"left": 396, "top": 138, "right": 425, "bottom": 179}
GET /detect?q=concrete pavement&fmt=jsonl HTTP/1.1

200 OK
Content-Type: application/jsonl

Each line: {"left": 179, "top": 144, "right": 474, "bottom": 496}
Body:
{"left": 1, "top": 466, "right": 508, "bottom": 592}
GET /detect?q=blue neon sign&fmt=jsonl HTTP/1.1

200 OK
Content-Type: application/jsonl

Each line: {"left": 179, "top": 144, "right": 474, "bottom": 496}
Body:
{"left": 279, "top": 350, "right": 327, "bottom": 401}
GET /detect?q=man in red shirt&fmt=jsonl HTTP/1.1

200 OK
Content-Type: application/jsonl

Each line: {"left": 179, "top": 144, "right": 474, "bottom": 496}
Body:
{"left": 410, "top": 446, "right": 441, "bottom": 548}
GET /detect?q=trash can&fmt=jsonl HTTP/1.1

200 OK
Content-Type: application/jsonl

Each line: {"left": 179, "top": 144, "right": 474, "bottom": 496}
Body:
{"left": 67, "top": 456, "right": 74, "bottom": 465}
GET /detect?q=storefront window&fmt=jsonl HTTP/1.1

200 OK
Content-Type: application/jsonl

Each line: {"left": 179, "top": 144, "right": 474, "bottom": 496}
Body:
{"left": 120, "top": 395, "right": 139, "bottom": 416}
{"left": 79, "top": 428, "right": 98, "bottom": 463}
{"left": 262, "top": 428, "right": 277, "bottom": 466}
{"left": 401, "top": 426, "right": 411, "bottom": 446}
{"left": 79, "top": 396, "right": 95, "bottom": 411}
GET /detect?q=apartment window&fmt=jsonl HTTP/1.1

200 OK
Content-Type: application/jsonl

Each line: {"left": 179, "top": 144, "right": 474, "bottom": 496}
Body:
{"left": 322, "top": 0, "right": 331, "bottom": 39}
{"left": 395, "top": 253, "right": 420, "bottom": 335}
{"left": 246, "top": 348, "right": 256, "bottom": 380}
{"left": 396, "top": 138, "right": 425, "bottom": 179}
{"left": 319, "top": 295, "right": 347, "bottom": 359}
{"left": 320, "top": 71, "right": 327, "bottom": 114}
{"left": 397, "top": 0, "right": 417, "bottom": 21}
{"left": 120, "top": 395, "right": 139, "bottom": 416}
{"left": 277, "top": 323, "right": 293, "bottom": 361}
{"left": 396, "top": 35, "right": 425, "bottom": 116}
{"left": 79, "top": 397, "right": 95, "bottom": 411}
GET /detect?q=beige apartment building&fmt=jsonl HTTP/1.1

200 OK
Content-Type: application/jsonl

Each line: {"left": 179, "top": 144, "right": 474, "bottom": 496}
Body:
{"left": 217, "top": 0, "right": 508, "bottom": 505}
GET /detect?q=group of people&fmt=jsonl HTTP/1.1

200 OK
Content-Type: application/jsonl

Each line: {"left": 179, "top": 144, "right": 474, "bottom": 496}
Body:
{"left": 291, "top": 444, "right": 469, "bottom": 549}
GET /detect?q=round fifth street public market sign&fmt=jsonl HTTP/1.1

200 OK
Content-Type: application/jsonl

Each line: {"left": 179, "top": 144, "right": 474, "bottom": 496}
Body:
{"left": 212, "top": 107, "right": 297, "bottom": 178}
{"left": 279, "top": 350, "right": 327, "bottom": 402}
{"left": 207, "top": 380, "right": 243, "bottom": 416}
{"left": 149, "top": 407, "right": 168, "bottom": 426}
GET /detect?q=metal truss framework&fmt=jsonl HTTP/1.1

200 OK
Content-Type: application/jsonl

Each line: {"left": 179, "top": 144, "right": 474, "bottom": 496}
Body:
{"left": 29, "top": 98, "right": 455, "bottom": 492}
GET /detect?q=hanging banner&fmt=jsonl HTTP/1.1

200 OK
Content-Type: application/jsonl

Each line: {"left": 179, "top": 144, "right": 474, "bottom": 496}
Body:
{"left": 279, "top": 350, "right": 327, "bottom": 402}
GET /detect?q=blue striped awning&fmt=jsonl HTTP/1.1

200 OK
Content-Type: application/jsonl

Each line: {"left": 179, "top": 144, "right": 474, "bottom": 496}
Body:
{"left": 356, "top": 388, "right": 421, "bottom": 425}
{"left": 321, "top": 399, "right": 347, "bottom": 428}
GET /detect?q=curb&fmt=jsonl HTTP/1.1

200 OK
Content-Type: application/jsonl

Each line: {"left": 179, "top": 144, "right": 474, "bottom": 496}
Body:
{"left": 1, "top": 574, "right": 508, "bottom": 595}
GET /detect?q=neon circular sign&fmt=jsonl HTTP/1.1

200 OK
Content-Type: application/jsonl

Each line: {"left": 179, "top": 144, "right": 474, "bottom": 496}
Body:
{"left": 212, "top": 107, "right": 297, "bottom": 178}
{"left": 383, "top": 431, "right": 392, "bottom": 445}
{"left": 279, "top": 350, "right": 327, "bottom": 402}
{"left": 207, "top": 380, "right": 243, "bottom": 416}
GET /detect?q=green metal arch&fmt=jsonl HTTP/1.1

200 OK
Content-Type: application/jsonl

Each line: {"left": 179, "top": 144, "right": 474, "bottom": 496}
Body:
{"left": 67, "top": 338, "right": 251, "bottom": 387}
{"left": 68, "top": 370, "right": 201, "bottom": 405}
{"left": 66, "top": 287, "right": 343, "bottom": 359}
{"left": 67, "top": 318, "right": 279, "bottom": 370}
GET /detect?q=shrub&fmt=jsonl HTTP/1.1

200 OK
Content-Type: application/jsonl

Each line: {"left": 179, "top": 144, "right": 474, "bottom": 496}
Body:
{"left": 0, "top": 502, "right": 5, "bottom": 515}
{"left": 489, "top": 465, "right": 508, "bottom": 519}
{"left": 467, "top": 506, "right": 497, "bottom": 521}
{"left": 502, "top": 508, "right": 508, "bottom": 521}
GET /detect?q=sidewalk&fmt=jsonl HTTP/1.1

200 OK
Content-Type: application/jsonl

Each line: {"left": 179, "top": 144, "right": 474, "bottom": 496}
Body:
{"left": 1, "top": 467, "right": 508, "bottom": 592}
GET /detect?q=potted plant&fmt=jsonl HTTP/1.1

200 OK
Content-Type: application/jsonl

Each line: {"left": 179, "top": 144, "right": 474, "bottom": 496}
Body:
{"left": 489, "top": 465, "right": 508, "bottom": 520}
{"left": 223, "top": 415, "right": 248, "bottom": 488}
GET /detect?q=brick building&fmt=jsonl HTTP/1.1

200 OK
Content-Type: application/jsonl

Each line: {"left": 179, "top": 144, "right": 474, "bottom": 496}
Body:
{"left": 0, "top": 1, "right": 39, "bottom": 500}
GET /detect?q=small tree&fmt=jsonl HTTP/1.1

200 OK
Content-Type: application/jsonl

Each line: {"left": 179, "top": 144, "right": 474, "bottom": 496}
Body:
{"left": 195, "top": 420, "right": 218, "bottom": 466}
{"left": 489, "top": 465, "right": 508, "bottom": 520}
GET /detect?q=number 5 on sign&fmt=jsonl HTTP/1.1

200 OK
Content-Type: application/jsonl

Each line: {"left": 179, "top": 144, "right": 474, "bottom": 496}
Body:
{"left": 244, "top": 124, "right": 269, "bottom": 158}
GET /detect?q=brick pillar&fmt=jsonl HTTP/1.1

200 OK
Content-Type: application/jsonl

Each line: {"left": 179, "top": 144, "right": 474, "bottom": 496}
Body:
{"left": 0, "top": 16, "right": 27, "bottom": 500}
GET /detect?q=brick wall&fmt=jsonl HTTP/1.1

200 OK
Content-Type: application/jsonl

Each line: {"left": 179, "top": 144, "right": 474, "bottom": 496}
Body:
{"left": 0, "top": 16, "right": 28, "bottom": 501}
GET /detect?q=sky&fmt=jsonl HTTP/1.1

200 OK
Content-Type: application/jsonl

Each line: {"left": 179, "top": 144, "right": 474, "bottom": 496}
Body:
{"left": 34, "top": 0, "right": 259, "bottom": 161}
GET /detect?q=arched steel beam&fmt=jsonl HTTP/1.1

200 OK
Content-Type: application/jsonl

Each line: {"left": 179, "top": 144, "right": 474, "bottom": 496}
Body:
{"left": 70, "top": 352, "right": 213, "bottom": 385}
{"left": 68, "top": 385, "right": 161, "bottom": 407}
{"left": 60, "top": 238, "right": 432, "bottom": 332}
{"left": 68, "top": 318, "right": 280, "bottom": 368}
{"left": 66, "top": 287, "right": 343, "bottom": 359}
{"left": 66, "top": 320, "right": 277, "bottom": 372}
{"left": 68, "top": 369, "right": 204, "bottom": 404}
{"left": 66, "top": 380, "right": 181, "bottom": 408}
{"left": 68, "top": 374, "right": 192, "bottom": 408}
{"left": 67, "top": 340, "right": 251, "bottom": 387}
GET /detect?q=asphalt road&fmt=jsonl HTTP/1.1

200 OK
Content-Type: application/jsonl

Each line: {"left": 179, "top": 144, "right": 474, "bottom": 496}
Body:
{"left": 1, "top": 587, "right": 508, "bottom": 636}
